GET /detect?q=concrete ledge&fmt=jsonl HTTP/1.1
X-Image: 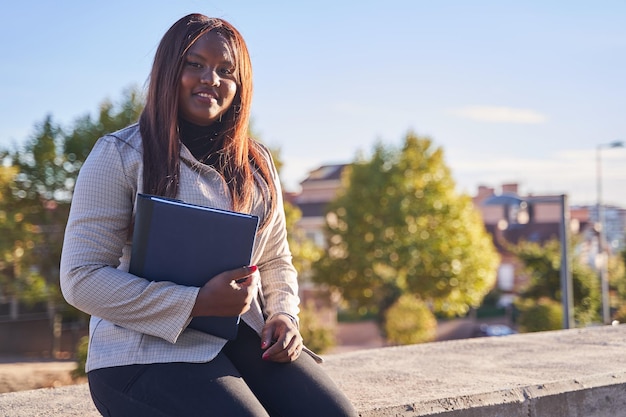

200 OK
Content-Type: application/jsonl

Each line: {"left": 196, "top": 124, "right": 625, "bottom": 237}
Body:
{"left": 1, "top": 325, "right": 626, "bottom": 416}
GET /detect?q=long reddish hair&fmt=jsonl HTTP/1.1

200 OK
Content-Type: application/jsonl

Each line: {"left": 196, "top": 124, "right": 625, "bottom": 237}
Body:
{"left": 139, "top": 14, "right": 276, "bottom": 228}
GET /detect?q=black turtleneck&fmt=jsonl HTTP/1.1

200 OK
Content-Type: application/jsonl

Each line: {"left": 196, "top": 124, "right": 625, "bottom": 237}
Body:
{"left": 178, "top": 118, "right": 221, "bottom": 163}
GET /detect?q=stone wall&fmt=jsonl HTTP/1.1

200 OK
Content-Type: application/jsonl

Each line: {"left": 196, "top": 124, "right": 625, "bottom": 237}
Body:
{"left": 1, "top": 325, "right": 625, "bottom": 416}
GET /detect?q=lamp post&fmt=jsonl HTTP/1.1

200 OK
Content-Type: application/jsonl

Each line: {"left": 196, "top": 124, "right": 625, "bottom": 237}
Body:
{"left": 561, "top": 195, "right": 573, "bottom": 328}
{"left": 530, "top": 195, "right": 573, "bottom": 329}
{"left": 596, "top": 141, "right": 624, "bottom": 325}
{"left": 483, "top": 194, "right": 573, "bottom": 329}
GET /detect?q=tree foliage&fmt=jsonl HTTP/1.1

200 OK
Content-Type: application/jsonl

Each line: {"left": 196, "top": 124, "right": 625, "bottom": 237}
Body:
{"left": 511, "top": 238, "right": 601, "bottom": 326}
{"left": 609, "top": 248, "right": 626, "bottom": 315}
{"left": 312, "top": 132, "right": 499, "bottom": 321}
{"left": 0, "top": 87, "right": 144, "bottom": 312}
{"left": 0, "top": 163, "right": 38, "bottom": 303}
{"left": 63, "top": 87, "right": 144, "bottom": 175}
{"left": 284, "top": 203, "right": 323, "bottom": 277}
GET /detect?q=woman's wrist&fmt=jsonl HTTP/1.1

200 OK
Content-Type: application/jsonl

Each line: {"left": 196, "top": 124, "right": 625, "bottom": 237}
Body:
{"left": 191, "top": 286, "right": 212, "bottom": 317}
{"left": 268, "top": 312, "right": 299, "bottom": 328}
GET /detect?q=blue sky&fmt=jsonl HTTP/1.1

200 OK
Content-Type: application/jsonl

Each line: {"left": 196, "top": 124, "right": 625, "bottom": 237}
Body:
{"left": 1, "top": 0, "right": 625, "bottom": 206}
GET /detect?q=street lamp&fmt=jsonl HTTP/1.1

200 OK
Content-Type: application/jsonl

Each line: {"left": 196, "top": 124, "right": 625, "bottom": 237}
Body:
{"left": 596, "top": 140, "right": 624, "bottom": 325}
{"left": 483, "top": 194, "right": 574, "bottom": 329}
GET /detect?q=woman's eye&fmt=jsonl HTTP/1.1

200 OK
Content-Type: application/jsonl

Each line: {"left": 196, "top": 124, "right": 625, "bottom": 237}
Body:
{"left": 220, "top": 67, "right": 235, "bottom": 75}
{"left": 185, "top": 61, "right": 202, "bottom": 69}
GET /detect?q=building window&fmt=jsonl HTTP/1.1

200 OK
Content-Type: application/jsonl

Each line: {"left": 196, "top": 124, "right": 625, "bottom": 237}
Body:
{"left": 498, "top": 263, "right": 515, "bottom": 292}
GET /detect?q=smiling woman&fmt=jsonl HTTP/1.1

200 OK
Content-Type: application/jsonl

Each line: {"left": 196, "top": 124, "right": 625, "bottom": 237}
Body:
{"left": 59, "top": 13, "right": 356, "bottom": 417}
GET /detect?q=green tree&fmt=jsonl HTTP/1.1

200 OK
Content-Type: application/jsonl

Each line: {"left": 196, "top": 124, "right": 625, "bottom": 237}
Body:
{"left": 609, "top": 249, "right": 626, "bottom": 317}
{"left": 11, "top": 116, "right": 70, "bottom": 275}
{"left": 511, "top": 238, "right": 601, "bottom": 326}
{"left": 1, "top": 88, "right": 144, "bottom": 329}
{"left": 63, "top": 86, "right": 144, "bottom": 176}
{"left": 10, "top": 89, "right": 144, "bottom": 285}
{"left": 0, "top": 161, "right": 43, "bottom": 316}
{"left": 1, "top": 118, "right": 68, "bottom": 316}
{"left": 313, "top": 132, "right": 499, "bottom": 328}
{"left": 284, "top": 202, "right": 323, "bottom": 280}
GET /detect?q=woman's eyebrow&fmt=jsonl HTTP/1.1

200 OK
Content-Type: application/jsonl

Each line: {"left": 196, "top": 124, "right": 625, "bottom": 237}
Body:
{"left": 185, "top": 52, "right": 235, "bottom": 67}
{"left": 185, "top": 52, "right": 204, "bottom": 60}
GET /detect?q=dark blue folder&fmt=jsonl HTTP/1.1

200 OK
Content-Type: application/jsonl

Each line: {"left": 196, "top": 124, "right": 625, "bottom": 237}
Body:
{"left": 129, "top": 193, "right": 259, "bottom": 340}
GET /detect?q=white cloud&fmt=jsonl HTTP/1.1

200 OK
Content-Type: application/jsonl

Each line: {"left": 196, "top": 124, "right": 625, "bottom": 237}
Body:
{"left": 448, "top": 148, "right": 626, "bottom": 206}
{"left": 451, "top": 106, "right": 548, "bottom": 124}
{"left": 451, "top": 151, "right": 594, "bottom": 183}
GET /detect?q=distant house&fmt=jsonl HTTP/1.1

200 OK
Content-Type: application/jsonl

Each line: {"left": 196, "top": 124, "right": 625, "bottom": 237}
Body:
{"left": 292, "top": 164, "right": 348, "bottom": 248}
{"left": 472, "top": 183, "right": 595, "bottom": 306}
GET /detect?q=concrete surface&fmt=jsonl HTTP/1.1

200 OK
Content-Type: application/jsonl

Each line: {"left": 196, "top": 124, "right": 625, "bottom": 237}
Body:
{"left": 1, "top": 325, "right": 626, "bottom": 416}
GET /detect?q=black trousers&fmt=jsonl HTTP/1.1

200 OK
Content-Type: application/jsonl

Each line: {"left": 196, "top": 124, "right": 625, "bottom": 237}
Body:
{"left": 88, "top": 323, "right": 357, "bottom": 417}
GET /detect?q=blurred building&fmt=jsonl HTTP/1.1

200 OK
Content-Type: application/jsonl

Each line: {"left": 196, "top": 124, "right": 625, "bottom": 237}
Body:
{"left": 585, "top": 205, "right": 626, "bottom": 253}
{"left": 473, "top": 183, "right": 626, "bottom": 308}
{"left": 473, "top": 184, "right": 590, "bottom": 306}
{"left": 292, "top": 164, "right": 348, "bottom": 248}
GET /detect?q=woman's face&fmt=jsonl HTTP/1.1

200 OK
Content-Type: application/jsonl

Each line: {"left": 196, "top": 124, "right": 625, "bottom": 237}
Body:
{"left": 178, "top": 31, "right": 238, "bottom": 126}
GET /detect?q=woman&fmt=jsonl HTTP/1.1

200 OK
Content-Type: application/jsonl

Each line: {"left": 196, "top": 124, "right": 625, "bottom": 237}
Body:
{"left": 60, "top": 13, "right": 356, "bottom": 417}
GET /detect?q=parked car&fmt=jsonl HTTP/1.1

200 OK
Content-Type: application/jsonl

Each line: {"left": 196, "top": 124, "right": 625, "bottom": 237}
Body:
{"left": 476, "top": 324, "right": 517, "bottom": 337}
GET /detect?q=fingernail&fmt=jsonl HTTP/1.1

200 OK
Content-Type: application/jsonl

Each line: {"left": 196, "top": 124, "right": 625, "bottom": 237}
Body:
{"left": 262, "top": 352, "right": 269, "bottom": 360}
{"left": 248, "top": 265, "right": 258, "bottom": 273}
{"left": 261, "top": 341, "right": 268, "bottom": 349}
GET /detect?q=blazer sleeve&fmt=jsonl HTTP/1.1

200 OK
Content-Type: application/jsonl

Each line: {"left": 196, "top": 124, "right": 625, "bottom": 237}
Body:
{"left": 60, "top": 135, "right": 198, "bottom": 344}
{"left": 254, "top": 145, "right": 300, "bottom": 322}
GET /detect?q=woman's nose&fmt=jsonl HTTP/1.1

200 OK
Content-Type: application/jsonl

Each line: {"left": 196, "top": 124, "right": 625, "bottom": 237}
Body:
{"left": 201, "top": 69, "right": 219, "bottom": 86}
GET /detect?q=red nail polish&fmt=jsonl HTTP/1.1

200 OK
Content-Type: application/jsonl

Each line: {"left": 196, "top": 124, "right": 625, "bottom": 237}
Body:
{"left": 249, "top": 265, "right": 258, "bottom": 273}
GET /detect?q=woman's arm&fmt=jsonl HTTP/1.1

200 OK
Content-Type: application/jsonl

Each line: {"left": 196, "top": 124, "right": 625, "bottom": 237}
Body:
{"left": 60, "top": 134, "right": 199, "bottom": 343}
{"left": 254, "top": 145, "right": 300, "bottom": 323}
{"left": 256, "top": 172, "right": 303, "bottom": 362}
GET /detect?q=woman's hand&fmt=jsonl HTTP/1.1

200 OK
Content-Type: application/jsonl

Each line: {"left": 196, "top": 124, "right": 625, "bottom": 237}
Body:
{"left": 191, "top": 265, "right": 259, "bottom": 317}
{"left": 260, "top": 313, "right": 303, "bottom": 363}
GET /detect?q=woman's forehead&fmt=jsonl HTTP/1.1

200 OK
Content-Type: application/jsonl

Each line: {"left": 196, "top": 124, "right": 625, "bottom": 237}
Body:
{"left": 188, "top": 30, "right": 235, "bottom": 61}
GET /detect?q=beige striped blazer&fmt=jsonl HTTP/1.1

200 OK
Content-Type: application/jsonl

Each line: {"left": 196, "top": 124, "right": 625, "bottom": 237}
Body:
{"left": 60, "top": 123, "right": 299, "bottom": 372}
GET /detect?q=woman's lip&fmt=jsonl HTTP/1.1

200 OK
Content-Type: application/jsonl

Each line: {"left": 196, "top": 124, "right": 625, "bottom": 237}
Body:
{"left": 195, "top": 90, "right": 217, "bottom": 99}
{"left": 194, "top": 92, "right": 217, "bottom": 104}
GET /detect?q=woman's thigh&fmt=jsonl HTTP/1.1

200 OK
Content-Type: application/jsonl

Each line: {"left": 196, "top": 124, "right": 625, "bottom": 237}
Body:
{"left": 88, "top": 353, "right": 270, "bottom": 417}
{"left": 223, "top": 324, "right": 357, "bottom": 417}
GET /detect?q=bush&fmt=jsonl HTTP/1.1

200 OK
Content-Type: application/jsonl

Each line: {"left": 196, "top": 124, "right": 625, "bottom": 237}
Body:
{"left": 72, "top": 335, "right": 89, "bottom": 379}
{"left": 298, "top": 301, "right": 336, "bottom": 354}
{"left": 612, "top": 304, "right": 626, "bottom": 323}
{"left": 384, "top": 295, "right": 437, "bottom": 345}
{"left": 516, "top": 297, "right": 562, "bottom": 333}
